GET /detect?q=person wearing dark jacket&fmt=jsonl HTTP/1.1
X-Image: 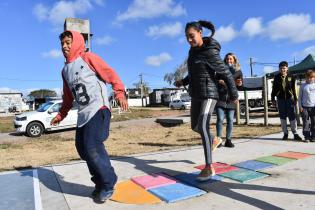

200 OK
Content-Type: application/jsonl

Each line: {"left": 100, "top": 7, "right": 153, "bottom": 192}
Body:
{"left": 216, "top": 53, "right": 243, "bottom": 148}
{"left": 175, "top": 20, "right": 238, "bottom": 182}
{"left": 271, "top": 61, "right": 302, "bottom": 141}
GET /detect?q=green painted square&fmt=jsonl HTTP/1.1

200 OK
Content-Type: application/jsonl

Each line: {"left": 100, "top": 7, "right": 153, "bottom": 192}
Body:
{"left": 255, "top": 156, "right": 295, "bottom": 165}
{"left": 218, "top": 168, "right": 269, "bottom": 183}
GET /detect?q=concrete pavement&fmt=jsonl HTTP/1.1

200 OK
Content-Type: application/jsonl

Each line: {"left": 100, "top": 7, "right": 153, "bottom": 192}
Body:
{"left": 1, "top": 130, "right": 315, "bottom": 210}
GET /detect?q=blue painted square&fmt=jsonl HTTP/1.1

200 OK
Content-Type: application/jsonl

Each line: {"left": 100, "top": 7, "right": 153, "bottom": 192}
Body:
{"left": 233, "top": 160, "right": 275, "bottom": 171}
{"left": 148, "top": 183, "right": 206, "bottom": 203}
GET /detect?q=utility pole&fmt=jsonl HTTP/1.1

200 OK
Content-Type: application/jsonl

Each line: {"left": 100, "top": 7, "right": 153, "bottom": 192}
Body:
{"left": 139, "top": 73, "right": 144, "bottom": 107}
{"left": 249, "top": 57, "right": 254, "bottom": 77}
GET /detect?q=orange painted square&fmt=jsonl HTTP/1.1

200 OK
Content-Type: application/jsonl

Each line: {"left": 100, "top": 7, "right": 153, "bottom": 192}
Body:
{"left": 273, "top": 151, "right": 312, "bottom": 159}
{"left": 111, "top": 180, "right": 161, "bottom": 204}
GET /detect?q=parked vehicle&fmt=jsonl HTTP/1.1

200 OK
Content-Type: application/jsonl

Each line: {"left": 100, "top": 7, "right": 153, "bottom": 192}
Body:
{"left": 169, "top": 99, "right": 191, "bottom": 110}
{"left": 14, "top": 100, "right": 78, "bottom": 137}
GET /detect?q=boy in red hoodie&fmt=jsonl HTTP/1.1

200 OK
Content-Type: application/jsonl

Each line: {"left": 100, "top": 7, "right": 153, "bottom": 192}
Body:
{"left": 51, "top": 30, "right": 128, "bottom": 203}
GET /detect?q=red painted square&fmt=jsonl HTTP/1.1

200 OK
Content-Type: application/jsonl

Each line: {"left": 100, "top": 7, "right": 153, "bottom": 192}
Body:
{"left": 273, "top": 151, "right": 312, "bottom": 159}
{"left": 195, "top": 162, "right": 239, "bottom": 174}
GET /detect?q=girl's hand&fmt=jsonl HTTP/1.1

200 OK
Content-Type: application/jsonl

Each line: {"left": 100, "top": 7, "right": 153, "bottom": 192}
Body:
{"left": 50, "top": 117, "right": 61, "bottom": 125}
{"left": 235, "top": 78, "right": 243, "bottom": 87}
{"left": 218, "top": 80, "right": 226, "bottom": 86}
{"left": 117, "top": 98, "right": 129, "bottom": 111}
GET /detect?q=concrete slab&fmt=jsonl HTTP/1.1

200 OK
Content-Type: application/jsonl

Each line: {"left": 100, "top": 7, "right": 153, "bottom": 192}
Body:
{"left": 148, "top": 183, "right": 206, "bottom": 203}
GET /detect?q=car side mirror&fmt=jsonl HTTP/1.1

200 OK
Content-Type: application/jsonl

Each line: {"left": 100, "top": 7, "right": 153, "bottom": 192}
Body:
{"left": 47, "top": 109, "right": 53, "bottom": 114}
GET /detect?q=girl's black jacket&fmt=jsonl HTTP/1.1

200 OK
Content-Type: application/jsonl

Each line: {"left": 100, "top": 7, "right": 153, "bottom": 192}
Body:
{"left": 216, "top": 66, "right": 243, "bottom": 109}
{"left": 182, "top": 37, "right": 238, "bottom": 101}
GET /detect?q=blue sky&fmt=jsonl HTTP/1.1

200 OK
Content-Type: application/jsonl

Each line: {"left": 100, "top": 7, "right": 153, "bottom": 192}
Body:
{"left": 1, "top": 0, "right": 315, "bottom": 96}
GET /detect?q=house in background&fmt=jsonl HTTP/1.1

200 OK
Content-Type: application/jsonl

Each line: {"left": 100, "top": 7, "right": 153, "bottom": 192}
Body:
{"left": 0, "top": 91, "right": 26, "bottom": 113}
{"left": 149, "top": 88, "right": 190, "bottom": 106}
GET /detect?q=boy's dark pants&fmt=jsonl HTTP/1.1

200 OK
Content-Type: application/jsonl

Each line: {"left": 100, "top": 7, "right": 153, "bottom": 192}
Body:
{"left": 301, "top": 107, "right": 315, "bottom": 138}
{"left": 75, "top": 109, "right": 117, "bottom": 191}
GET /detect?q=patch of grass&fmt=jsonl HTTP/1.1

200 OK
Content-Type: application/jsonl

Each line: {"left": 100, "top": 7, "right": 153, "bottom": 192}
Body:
{"left": 0, "top": 116, "right": 15, "bottom": 133}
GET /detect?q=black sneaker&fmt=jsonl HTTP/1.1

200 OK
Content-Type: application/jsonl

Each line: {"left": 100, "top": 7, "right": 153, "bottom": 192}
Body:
{"left": 91, "top": 188, "right": 101, "bottom": 198}
{"left": 310, "top": 137, "right": 315, "bottom": 142}
{"left": 97, "top": 189, "right": 114, "bottom": 203}
{"left": 294, "top": 134, "right": 302, "bottom": 141}
{"left": 224, "top": 139, "right": 235, "bottom": 148}
{"left": 282, "top": 134, "right": 288, "bottom": 140}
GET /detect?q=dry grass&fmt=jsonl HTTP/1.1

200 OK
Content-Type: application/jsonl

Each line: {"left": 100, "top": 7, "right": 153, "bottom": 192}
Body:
{"left": 0, "top": 122, "right": 281, "bottom": 171}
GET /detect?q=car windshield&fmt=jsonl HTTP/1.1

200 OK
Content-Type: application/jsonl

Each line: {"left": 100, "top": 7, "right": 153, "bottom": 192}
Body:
{"left": 37, "top": 102, "right": 54, "bottom": 112}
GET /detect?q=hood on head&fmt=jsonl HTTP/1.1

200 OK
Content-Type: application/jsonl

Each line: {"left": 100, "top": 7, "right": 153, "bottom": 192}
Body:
{"left": 65, "top": 30, "right": 85, "bottom": 63}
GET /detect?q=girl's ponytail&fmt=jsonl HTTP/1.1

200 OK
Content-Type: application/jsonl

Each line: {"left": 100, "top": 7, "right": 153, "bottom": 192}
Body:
{"left": 198, "top": 20, "right": 215, "bottom": 38}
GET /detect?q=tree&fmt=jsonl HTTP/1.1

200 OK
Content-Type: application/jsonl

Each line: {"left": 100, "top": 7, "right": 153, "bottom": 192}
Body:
{"left": 28, "top": 89, "right": 57, "bottom": 98}
{"left": 164, "top": 59, "right": 188, "bottom": 85}
{"left": 132, "top": 81, "right": 151, "bottom": 95}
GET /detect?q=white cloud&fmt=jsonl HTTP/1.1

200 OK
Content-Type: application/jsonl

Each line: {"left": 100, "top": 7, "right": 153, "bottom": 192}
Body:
{"left": 145, "top": 52, "right": 172, "bottom": 66}
{"left": 116, "top": 0, "right": 186, "bottom": 22}
{"left": 33, "top": 0, "right": 95, "bottom": 26}
{"left": 41, "top": 49, "right": 63, "bottom": 58}
{"left": 95, "top": 36, "right": 116, "bottom": 45}
{"left": 214, "top": 25, "right": 237, "bottom": 43}
{"left": 242, "top": 17, "right": 263, "bottom": 37}
{"left": 266, "top": 14, "right": 315, "bottom": 43}
{"left": 293, "top": 45, "right": 315, "bottom": 59}
{"left": 93, "top": 0, "right": 105, "bottom": 6}
{"left": 146, "top": 22, "right": 182, "bottom": 39}
{"left": 263, "top": 66, "right": 276, "bottom": 74}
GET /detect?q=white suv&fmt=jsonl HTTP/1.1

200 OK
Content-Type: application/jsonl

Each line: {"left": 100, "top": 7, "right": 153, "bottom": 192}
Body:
{"left": 169, "top": 99, "right": 191, "bottom": 110}
{"left": 14, "top": 100, "right": 78, "bottom": 137}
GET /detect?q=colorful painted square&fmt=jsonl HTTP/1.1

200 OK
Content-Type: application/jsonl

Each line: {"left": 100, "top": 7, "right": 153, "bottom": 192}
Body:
{"left": 195, "top": 162, "right": 239, "bottom": 174}
{"left": 131, "top": 173, "right": 176, "bottom": 189}
{"left": 171, "top": 171, "right": 223, "bottom": 192}
{"left": 111, "top": 180, "right": 161, "bottom": 204}
{"left": 255, "top": 156, "right": 295, "bottom": 165}
{"left": 273, "top": 151, "right": 313, "bottom": 159}
{"left": 148, "top": 183, "right": 206, "bottom": 203}
{"left": 218, "top": 168, "right": 269, "bottom": 183}
{"left": 233, "top": 160, "right": 275, "bottom": 171}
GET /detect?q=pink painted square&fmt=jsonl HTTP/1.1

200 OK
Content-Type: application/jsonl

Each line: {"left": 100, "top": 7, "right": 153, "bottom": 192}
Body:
{"left": 195, "top": 162, "right": 239, "bottom": 174}
{"left": 131, "top": 173, "right": 177, "bottom": 190}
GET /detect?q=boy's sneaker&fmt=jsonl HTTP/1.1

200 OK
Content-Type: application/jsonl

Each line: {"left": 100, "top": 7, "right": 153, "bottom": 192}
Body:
{"left": 224, "top": 139, "right": 235, "bottom": 148}
{"left": 294, "top": 134, "right": 302, "bottom": 141}
{"left": 212, "top": 136, "right": 222, "bottom": 151}
{"left": 196, "top": 166, "right": 216, "bottom": 182}
{"left": 282, "top": 133, "right": 288, "bottom": 140}
{"left": 310, "top": 137, "right": 315, "bottom": 142}
{"left": 91, "top": 188, "right": 101, "bottom": 198}
{"left": 96, "top": 189, "right": 114, "bottom": 203}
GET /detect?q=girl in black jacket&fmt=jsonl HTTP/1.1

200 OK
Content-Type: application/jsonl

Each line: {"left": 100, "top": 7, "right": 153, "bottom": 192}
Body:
{"left": 216, "top": 53, "right": 243, "bottom": 148}
{"left": 175, "top": 20, "right": 238, "bottom": 181}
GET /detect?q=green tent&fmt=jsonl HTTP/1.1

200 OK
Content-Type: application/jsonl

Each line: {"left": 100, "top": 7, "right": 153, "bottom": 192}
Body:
{"left": 267, "top": 54, "right": 315, "bottom": 78}
{"left": 289, "top": 54, "right": 315, "bottom": 75}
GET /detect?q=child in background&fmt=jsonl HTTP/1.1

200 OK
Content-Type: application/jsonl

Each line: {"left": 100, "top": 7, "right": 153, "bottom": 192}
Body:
{"left": 298, "top": 70, "right": 315, "bottom": 142}
{"left": 216, "top": 53, "right": 243, "bottom": 148}
{"left": 51, "top": 30, "right": 128, "bottom": 203}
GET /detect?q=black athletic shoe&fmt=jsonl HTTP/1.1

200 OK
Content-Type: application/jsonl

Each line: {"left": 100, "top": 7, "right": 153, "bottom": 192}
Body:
{"left": 91, "top": 188, "right": 101, "bottom": 198}
{"left": 224, "top": 139, "right": 235, "bottom": 148}
{"left": 97, "top": 189, "right": 114, "bottom": 203}
{"left": 282, "top": 134, "right": 288, "bottom": 140}
{"left": 310, "top": 137, "right": 315, "bottom": 142}
{"left": 294, "top": 134, "right": 302, "bottom": 141}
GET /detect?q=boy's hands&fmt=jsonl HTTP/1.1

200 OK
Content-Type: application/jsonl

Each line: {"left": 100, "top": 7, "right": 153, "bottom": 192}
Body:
{"left": 50, "top": 116, "right": 61, "bottom": 125}
{"left": 117, "top": 98, "right": 128, "bottom": 111}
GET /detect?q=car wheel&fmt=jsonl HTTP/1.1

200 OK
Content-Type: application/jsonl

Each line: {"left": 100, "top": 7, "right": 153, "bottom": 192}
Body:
{"left": 181, "top": 105, "right": 186, "bottom": 110}
{"left": 239, "top": 103, "right": 246, "bottom": 117}
{"left": 26, "top": 122, "right": 44, "bottom": 137}
{"left": 170, "top": 105, "right": 174, "bottom": 110}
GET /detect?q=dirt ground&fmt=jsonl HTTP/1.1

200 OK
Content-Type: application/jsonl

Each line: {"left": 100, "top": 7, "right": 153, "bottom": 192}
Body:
{"left": 0, "top": 109, "right": 282, "bottom": 171}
